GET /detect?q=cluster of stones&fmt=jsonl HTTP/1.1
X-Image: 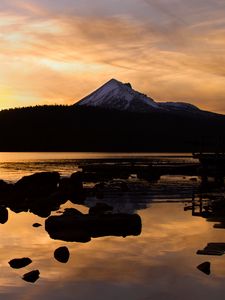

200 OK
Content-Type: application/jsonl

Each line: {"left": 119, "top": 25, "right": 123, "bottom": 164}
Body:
{"left": 0, "top": 171, "right": 142, "bottom": 284}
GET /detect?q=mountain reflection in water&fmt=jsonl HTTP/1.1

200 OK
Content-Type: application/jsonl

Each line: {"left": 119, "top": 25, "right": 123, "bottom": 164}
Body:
{"left": 0, "top": 153, "right": 225, "bottom": 299}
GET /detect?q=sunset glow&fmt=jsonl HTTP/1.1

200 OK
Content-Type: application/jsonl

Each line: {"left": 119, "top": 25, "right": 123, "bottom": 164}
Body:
{"left": 0, "top": 0, "right": 225, "bottom": 113}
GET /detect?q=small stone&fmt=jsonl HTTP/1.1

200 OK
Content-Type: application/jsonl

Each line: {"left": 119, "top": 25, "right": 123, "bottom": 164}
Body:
{"left": 54, "top": 246, "right": 70, "bottom": 263}
{"left": 32, "top": 223, "right": 42, "bottom": 227}
{"left": 22, "top": 270, "right": 40, "bottom": 283}
{"left": 9, "top": 257, "right": 32, "bottom": 269}
{"left": 197, "top": 261, "right": 211, "bottom": 275}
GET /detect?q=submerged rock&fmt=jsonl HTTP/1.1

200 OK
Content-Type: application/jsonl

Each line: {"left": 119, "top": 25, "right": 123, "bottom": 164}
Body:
{"left": 0, "top": 207, "right": 8, "bottom": 224}
{"left": 22, "top": 270, "right": 40, "bottom": 283}
{"left": 54, "top": 246, "right": 70, "bottom": 263}
{"left": 9, "top": 257, "right": 32, "bottom": 269}
{"left": 197, "top": 261, "right": 211, "bottom": 275}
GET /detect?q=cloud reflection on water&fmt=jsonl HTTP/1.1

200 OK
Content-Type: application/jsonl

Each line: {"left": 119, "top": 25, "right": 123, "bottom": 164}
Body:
{"left": 0, "top": 201, "right": 225, "bottom": 299}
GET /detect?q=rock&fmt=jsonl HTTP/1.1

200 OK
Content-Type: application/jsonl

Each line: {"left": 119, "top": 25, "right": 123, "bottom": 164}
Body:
{"left": 70, "top": 171, "right": 83, "bottom": 190}
{"left": 45, "top": 208, "right": 142, "bottom": 242}
{"left": 58, "top": 177, "right": 72, "bottom": 196}
{"left": 0, "top": 180, "right": 13, "bottom": 193}
{"left": 0, "top": 171, "right": 84, "bottom": 217}
{"left": 9, "top": 257, "right": 32, "bottom": 269}
{"left": 54, "top": 246, "right": 70, "bottom": 263}
{"left": 15, "top": 172, "right": 60, "bottom": 197}
{"left": 197, "top": 261, "right": 211, "bottom": 275}
{"left": 197, "top": 242, "right": 225, "bottom": 256}
{"left": 93, "top": 182, "right": 105, "bottom": 199}
{"left": 63, "top": 208, "right": 84, "bottom": 216}
{"left": 30, "top": 208, "right": 51, "bottom": 218}
{"left": 58, "top": 172, "right": 85, "bottom": 203}
{"left": 120, "top": 181, "right": 129, "bottom": 192}
{"left": 32, "top": 223, "right": 42, "bottom": 227}
{"left": 0, "top": 181, "right": 14, "bottom": 207}
{"left": 22, "top": 270, "right": 40, "bottom": 283}
{"left": 0, "top": 207, "right": 8, "bottom": 224}
{"left": 45, "top": 208, "right": 91, "bottom": 242}
{"left": 29, "top": 192, "right": 67, "bottom": 218}
{"left": 89, "top": 202, "right": 113, "bottom": 215}
{"left": 197, "top": 249, "right": 223, "bottom": 256}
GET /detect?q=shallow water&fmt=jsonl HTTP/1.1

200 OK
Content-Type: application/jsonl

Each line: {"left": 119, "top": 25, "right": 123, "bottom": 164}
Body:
{"left": 0, "top": 152, "right": 195, "bottom": 182}
{"left": 0, "top": 153, "right": 224, "bottom": 300}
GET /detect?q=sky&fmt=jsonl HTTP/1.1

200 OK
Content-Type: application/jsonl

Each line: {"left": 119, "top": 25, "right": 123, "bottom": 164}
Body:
{"left": 0, "top": 0, "right": 225, "bottom": 113}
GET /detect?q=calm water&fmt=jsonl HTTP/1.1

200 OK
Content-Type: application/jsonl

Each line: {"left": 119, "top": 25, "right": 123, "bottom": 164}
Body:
{"left": 0, "top": 152, "right": 194, "bottom": 182}
{"left": 0, "top": 153, "right": 224, "bottom": 300}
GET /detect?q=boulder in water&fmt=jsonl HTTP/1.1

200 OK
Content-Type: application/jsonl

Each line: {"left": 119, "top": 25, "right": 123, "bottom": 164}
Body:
{"left": 22, "top": 270, "right": 40, "bottom": 283}
{"left": 9, "top": 257, "right": 32, "bottom": 269}
{"left": 54, "top": 246, "right": 70, "bottom": 263}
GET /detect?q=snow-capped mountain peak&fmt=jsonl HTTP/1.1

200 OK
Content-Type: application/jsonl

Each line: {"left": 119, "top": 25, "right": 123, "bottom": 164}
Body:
{"left": 75, "top": 78, "right": 160, "bottom": 112}
{"left": 75, "top": 78, "right": 200, "bottom": 113}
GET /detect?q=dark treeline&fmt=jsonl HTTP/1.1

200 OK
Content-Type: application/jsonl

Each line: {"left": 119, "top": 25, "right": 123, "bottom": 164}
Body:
{"left": 0, "top": 105, "right": 225, "bottom": 152}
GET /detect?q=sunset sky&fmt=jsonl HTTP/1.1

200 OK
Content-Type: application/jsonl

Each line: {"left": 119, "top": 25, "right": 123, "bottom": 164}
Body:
{"left": 0, "top": 0, "right": 225, "bottom": 113}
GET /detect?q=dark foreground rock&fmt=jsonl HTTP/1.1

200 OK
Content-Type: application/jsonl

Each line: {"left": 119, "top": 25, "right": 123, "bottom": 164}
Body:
{"left": 197, "top": 261, "right": 211, "bottom": 275}
{"left": 9, "top": 257, "right": 32, "bottom": 269}
{"left": 0, "top": 207, "right": 8, "bottom": 224}
{"left": 0, "top": 171, "right": 85, "bottom": 217}
{"left": 15, "top": 172, "right": 60, "bottom": 197}
{"left": 4, "top": 172, "right": 63, "bottom": 216}
{"left": 22, "top": 270, "right": 40, "bottom": 283}
{"left": 45, "top": 208, "right": 142, "bottom": 242}
{"left": 54, "top": 246, "right": 70, "bottom": 263}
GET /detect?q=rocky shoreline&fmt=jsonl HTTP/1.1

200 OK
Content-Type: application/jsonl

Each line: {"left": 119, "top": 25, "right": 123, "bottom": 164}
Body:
{"left": 0, "top": 171, "right": 142, "bottom": 284}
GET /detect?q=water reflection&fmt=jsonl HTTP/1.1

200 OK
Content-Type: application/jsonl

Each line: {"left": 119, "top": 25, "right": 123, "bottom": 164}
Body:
{"left": 45, "top": 207, "right": 142, "bottom": 242}
{"left": 1, "top": 169, "right": 225, "bottom": 298}
{"left": 183, "top": 190, "right": 225, "bottom": 279}
{"left": 0, "top": 200, "right": 225, "bottom": 299}
{"left": 0, "top": 171, "right": 143, "bottom": 288}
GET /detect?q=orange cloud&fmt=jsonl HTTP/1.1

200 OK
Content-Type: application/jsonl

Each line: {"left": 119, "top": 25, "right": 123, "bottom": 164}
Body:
{"left": 0, "top": 3, "right": 225, "bottom": 113}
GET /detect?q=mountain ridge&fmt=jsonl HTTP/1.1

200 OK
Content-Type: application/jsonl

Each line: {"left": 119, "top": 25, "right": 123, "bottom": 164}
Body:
{"left": 75, "top": 78, "right": 201, "bottom": 114}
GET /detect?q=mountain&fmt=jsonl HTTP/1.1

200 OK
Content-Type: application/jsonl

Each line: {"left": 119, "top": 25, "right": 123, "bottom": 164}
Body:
{"left": 0, "top": 79, "right": 224, "bottom": 152}
{"left": 75, "top": 78, "right": 200, "bottom": 114}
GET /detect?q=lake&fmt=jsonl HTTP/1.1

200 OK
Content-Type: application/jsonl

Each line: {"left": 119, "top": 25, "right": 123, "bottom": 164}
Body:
{"left": 0, "top": 152, "right": 224, "bottom": 300}
{"left": 0, "top": 152, "right": 194, "bottom": 182}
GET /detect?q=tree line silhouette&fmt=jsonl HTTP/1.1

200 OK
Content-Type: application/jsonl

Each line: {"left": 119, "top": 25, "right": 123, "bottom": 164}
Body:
{"left": 0, "top": 105, "right": 224, "bottom": 152}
